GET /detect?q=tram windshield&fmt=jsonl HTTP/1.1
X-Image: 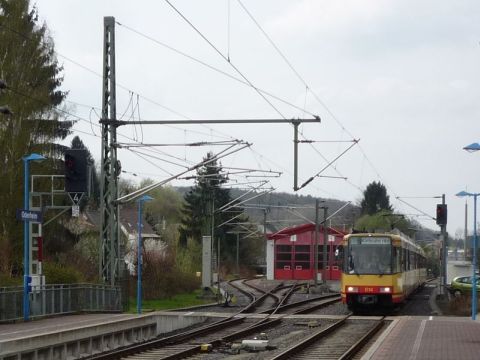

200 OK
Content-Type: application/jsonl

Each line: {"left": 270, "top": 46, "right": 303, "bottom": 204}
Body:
{"left": 346, "top": 236, "right": 392, "bottom": 275}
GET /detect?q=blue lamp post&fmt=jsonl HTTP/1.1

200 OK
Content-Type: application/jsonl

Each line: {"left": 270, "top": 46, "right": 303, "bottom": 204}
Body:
{"left": 22, "top": 153, "right": 46, "bottom": 321}
{"left": 137, "top": 195, "right": 153, "bottom": 314}
{"left": 456, "top": 190, "right": 478, "bottom": 320}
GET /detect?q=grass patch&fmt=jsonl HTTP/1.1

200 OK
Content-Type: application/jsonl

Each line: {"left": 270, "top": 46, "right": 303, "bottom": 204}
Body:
{"left": 128, "top": 289, "right": 214, "bottom": 313}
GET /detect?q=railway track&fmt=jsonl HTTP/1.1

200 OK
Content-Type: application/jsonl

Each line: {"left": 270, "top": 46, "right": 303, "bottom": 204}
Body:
{"left": 88, "top": 281, "right": 347, "bottom": 359}
{"left": 271, "top": 316, "right": 385, "bottom": 360}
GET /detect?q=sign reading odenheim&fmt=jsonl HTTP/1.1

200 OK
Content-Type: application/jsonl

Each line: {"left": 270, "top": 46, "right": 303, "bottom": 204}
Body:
{"left": 16, "top": 209, "right": 43, "bottom": 223}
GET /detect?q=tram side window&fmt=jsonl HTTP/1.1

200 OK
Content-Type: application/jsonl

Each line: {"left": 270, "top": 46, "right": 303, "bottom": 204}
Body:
{"left": 419, "top": 255, "right": 425, "bottom": 269}
{"left": 403, "top": 248, "right": 408, "bottom": 271}
{"left": 409, "top": 251, "right": 415, "bottom": 270}
{"left": 393, "top": 247, "right": 401, "bottom": 273}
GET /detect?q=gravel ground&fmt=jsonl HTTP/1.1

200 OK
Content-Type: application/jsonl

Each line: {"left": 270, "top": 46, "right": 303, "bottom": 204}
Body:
{"left": 308, "top": 301, "right": 351, "bottom": 316}
{"left": 170, "top": 278, "right": 437, "bottom": 317}
{"left": 188, "top": 318, "right": 339, "bottom": 359}
{"left": 396, "top": 282, "right": 436, "bottom": 316}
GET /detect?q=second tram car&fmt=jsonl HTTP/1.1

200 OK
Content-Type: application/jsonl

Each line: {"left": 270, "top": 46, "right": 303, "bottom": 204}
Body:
{"left": 340, "top": 231, "right": 426, "bottom": 310}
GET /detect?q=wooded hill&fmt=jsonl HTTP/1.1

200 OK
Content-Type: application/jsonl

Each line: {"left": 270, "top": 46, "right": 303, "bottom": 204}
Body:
{"left": 175, "top": 186, "right": 438, "bottom": 242}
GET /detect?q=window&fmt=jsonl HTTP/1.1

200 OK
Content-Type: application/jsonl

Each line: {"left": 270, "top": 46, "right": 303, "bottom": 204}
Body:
{"left": 295, "top": 253, "right": 310, "bottom": 261}
{"left": 277, "top": 245, "right": 292, "bottom": 252}
{"left": 276, "top": 245, "right": 293, "bottom": 270}
{"left": 296, "top": 245, "right": 310, "bottom": 252}
{"left": 393, "top": 247, "right": 401, "bottom": 273}
{"left": 277, "top": 253, "right": 291, "bottom": 261}
{"left": 346, "top": 237, "right": 392, "bottom": 275}
{"left": 294, "top": 245, "right": 310, "bottom": 270}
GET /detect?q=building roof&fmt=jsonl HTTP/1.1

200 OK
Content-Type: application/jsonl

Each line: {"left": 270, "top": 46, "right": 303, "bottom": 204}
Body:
{"left": 267, "top": 222, "right": 348, "bottom": 240}
{"left": 85, "top": 206, "right": 160, "bottom": 238}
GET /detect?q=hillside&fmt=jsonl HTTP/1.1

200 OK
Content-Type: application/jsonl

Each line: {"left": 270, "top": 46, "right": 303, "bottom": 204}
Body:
{"left": 174, "top": 186, "right": 439, "bottom": 242}
{"left": 175, "top": 186, "right": 360, "bottom": 233}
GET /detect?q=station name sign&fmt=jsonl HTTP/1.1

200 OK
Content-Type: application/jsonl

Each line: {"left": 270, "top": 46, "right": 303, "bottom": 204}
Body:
{"left": 16, "top": 209, "right": 43, "bottom": 223}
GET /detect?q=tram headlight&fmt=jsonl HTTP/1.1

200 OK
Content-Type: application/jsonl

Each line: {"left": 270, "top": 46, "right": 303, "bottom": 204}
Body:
{"left": 379, "top": 287, "right": 392, "bottom": 293}
{"left": 346, "top": 286, "right": 358, "bottom": 292}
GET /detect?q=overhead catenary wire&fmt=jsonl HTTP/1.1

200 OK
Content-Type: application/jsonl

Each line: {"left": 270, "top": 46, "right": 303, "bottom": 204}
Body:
{"left": 113, "top": 18, "right": 362, "bottom": 192}
{"left": 6, "top": 86, "right": 198, "bottom": 180}
{"left": 236, "top": 1, "right": 402, "bottom": 202}
{"left": 164, "top": 0, "right": 287, "bottom": 119}
{"left": 0, "top": 20, "right": 240, "bottom": 143}
{"left": 1, "top": 22, "right": 291, "bottom": 193}
{"left": 116, "top": 140, "right": 244, "bottom": 148}
{"left": 298, "top": 140, "right": 359, "bottom": 191}
{"left": 115, "top": 21, "right": 321, "bottom": 120}
{"left": 117, "top": 142, "right": 251, "bottom": 203}
{"left": 3, "top": 9, "right": 396, "bottom": 214}
{"left": 125, "top": 149, "right": 177, "bottom": 177}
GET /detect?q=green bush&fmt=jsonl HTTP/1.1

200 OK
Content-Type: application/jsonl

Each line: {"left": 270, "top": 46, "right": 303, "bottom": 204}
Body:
{"left": 0, "top": 274, "right": 22, "bottom": 287}
{"left": 136, "top": 250, "right": 200, "bottom": 300}
{"left": 43, "top": 262, "right": 85, "bottom": 284}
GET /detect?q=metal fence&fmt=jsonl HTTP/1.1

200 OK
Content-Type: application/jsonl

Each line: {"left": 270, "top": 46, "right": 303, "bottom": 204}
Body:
{"left": 0, "top": 283, "right": 122, "bottom": 322}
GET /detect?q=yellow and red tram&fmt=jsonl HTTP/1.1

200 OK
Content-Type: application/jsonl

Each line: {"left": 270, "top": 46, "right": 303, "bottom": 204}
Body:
{"left": 340, "top": 231, "right": 426, "bottom": 310}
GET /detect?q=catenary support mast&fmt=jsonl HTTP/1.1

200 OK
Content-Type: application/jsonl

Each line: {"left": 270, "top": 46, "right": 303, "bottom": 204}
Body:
{"left": 98, "top": 16, "right": 320, "bottom": 286}
{"left": 100, "top": 16, "right": 121, "bottom": 285}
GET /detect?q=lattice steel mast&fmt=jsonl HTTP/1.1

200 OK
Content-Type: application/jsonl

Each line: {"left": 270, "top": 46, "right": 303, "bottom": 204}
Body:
{"left": 100, "top": 17, "right": 121, "bottom": 285}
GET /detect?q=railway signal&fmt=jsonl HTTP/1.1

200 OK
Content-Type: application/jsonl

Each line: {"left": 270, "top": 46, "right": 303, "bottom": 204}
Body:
{"left": 64, "top": 149, "right": 88, "bottom": 193}
{"left": 436, "top": 204, "right": 447, "bottom": 225}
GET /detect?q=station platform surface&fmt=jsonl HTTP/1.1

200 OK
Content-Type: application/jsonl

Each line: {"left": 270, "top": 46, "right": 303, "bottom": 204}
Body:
{"left": 363, "top": 316, "right": 480, "bottom": 360}
{"left": 0, "top": 313, "right": 137, "bottom": 341}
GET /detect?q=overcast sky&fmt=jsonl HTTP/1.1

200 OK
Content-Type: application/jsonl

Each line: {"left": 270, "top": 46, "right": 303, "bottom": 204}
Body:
{"left": 34, "top": 0, "right": 480, "bottom": 238}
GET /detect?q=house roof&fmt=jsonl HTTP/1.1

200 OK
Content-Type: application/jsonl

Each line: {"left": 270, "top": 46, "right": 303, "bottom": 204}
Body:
{"left": 119, "top": 206, "right": 159, "bottom": 237}
{"left": 85, "top": 206, "right": 159, "bottom": 238}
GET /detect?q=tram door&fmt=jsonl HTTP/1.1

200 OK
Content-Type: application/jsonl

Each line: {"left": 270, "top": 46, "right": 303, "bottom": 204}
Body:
{"left": 329, "top": 235, "right": 341, "bottom": 280}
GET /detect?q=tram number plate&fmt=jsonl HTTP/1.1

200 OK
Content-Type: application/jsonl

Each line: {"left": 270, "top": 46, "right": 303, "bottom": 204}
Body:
{"left": 364, "top": 287, "right": 374, "bottom": 293}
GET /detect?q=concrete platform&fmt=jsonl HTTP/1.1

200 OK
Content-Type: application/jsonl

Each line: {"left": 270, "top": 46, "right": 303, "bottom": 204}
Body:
{"left": 0, "top": 311, "right": 210, "bottom": 359}
{"left": 362, "top": 316, "right": 480, "bottom": 360}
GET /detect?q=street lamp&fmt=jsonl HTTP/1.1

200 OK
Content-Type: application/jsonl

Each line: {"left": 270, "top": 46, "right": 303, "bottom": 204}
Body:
{"left": 456, "top": 190, "right": 478, "bottom": 320}
{"left": 22, "top": 153, "right": 46, "bottom": 321}
{"left": 463, "top": 143, "right": 480, "bottom": 152}
{"left": 137, "top": 195, "right": 153, "bottom": 314}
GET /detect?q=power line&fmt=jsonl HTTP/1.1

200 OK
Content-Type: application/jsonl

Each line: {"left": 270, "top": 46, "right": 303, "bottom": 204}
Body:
{"left": 0, "top": 20, "right": 239, "bottom": 143}
{"left": 235, "top": 1, "right": 399, "bottom": 200}
{"left": 164, "top": 0, "right": 286, "bottom": 119}
{"left": 115, "top": 21, "right": 321, "bottom": 119}
{"left": 160, "top": 3, "right": 358, "bottom": 193}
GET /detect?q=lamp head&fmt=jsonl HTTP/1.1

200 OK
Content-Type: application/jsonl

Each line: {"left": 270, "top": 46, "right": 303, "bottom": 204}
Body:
{"left": 463, "top": 142, "right": 480, "bottom": 152}
{"left": 23, "top": 153, "right": 46, "bottom": 162}
{"left": 456, "top": 190, "right": 472, "bottom": 197}
{"left": 137, "top": 195, "right": 154, "bottom": 203}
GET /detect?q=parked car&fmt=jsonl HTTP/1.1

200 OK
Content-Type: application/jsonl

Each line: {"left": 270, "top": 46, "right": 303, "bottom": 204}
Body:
{"left": 450, "top": 276, "right": 480, "bottom": 296}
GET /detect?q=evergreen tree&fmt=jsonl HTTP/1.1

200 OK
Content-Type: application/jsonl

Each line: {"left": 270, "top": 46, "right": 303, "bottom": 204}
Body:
{"left": 360, "top": 181, "right": 393, "bottom": 215}
{"left": 0, "top": 0, "right": 72, "bottom": 275}
{"left": 179, "top": 152, "right": 244, "bottom": 257}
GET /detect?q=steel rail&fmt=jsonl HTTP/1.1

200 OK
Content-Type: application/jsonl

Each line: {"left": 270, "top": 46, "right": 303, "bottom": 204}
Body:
{"left": 88, "top": 281, "right": 342, "bottom": 360}
{"left": 339, "top": 317, "right": 385, "bottom": 360}
{"left": 270, "top": 315, "right": 351, "bottom": 360}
